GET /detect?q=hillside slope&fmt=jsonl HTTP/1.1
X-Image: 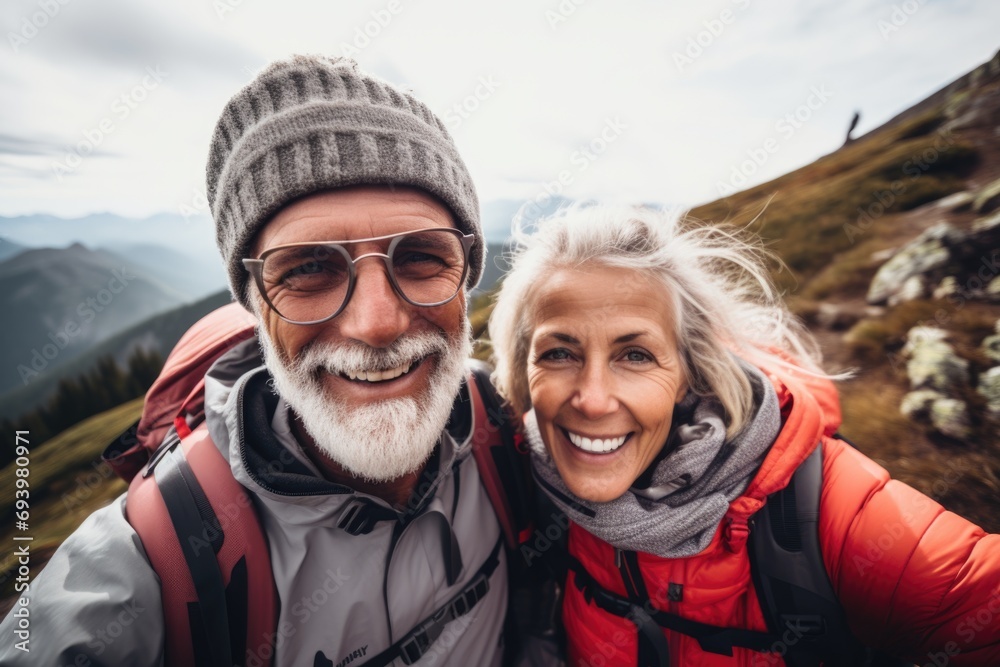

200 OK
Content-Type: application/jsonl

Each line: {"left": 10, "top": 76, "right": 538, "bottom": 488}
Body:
{"left": 685, "top": 49, "right": 1000, "bottom": 531}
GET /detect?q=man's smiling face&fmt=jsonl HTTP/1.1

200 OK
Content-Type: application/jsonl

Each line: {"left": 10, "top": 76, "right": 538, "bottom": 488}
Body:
{"left": 249, "top": 185, "right": 472, "bottom": 482}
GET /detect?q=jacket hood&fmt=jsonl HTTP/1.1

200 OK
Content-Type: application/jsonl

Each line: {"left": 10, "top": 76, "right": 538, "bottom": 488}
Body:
{"left": 725, "top": 351, "right": 843, "bottom": 520}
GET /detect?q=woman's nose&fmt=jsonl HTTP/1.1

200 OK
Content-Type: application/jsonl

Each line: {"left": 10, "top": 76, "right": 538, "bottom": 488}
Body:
{"left": 570, "top": 364, "right": 619, "bottom": 420}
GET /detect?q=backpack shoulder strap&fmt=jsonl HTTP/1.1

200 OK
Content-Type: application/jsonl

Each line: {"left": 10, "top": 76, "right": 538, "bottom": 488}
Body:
{"left": 748, "top": 438, "right": 870, "bottom": 667}
{"left": 126, "top": 423, "right": 277, "bottom": 667}
{"left": 466, "top": 359, "right": 534, "bottom": 550}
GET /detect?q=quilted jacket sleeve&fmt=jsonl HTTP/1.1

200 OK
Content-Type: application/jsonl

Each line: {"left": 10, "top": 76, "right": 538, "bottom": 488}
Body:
{"left": 819, "top": 435, "right": 1000, "bottom": 666}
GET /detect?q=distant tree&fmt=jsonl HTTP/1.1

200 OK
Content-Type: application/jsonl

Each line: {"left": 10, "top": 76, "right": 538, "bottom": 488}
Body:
{"left": 1, "top": 346, "right": 165, "bottom": 460}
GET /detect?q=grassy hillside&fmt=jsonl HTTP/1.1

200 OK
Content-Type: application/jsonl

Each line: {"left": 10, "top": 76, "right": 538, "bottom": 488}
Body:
{"left": 0, "top": 398, "right": 141, "bottom": 614}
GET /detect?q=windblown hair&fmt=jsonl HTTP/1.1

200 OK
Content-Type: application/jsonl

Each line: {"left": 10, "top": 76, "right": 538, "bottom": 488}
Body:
{"left": 489, "top": 204, "right": 836, "bottom": 439}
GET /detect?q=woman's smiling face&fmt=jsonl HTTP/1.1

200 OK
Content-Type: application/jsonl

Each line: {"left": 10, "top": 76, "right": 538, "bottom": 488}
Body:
{"left": 526, "top": 264, "right": 689, "bottom": 502}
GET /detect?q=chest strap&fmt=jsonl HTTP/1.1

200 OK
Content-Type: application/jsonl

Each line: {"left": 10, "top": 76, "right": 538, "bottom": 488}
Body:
{"left": 361, "top": 535, "right": 504, "bottom": 667}
{"left": 567, "top": 554, "right": 785, "bottom": 658}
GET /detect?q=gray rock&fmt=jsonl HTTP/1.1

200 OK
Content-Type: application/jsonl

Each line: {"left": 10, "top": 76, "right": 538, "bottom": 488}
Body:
{"left": 933, "top": 276, "right": 959, "bottom": 300}
{"left": 989, "top": 276, "right": 1000, "bottom": 298}
{"left": 930, "top": 398, "right": 972, "bottom": 439}
{"left": 867, "top": 223, "right": 960, "bottom": 305}
{"left": 904, "top": 327, "right": 969, "bottom": 392}
{"left": 973, "top": 176, "right": 1000, "bottom": 214}
{"left": 888, "top": 275, "right": 926, "bottom": 306}
{"left": 983, "top": 334, "right": 1000, "bottom": 364}
{"left": 903, "top": 326, "right": 949, "bottom": 352}
{"left": 900, "top": 389, "right": 946, "bottom": 419}
{"left": 972, "top": 209, "right": 1000, "bottom": 233}
{"left": 978, "top": 367, "right": 1000, "bottom": 415}
{"left": 934, "top": 191, "right": 975, "bottom": 212}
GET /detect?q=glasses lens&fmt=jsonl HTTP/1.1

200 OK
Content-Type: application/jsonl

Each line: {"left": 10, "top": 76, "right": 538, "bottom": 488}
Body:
{"left": 390, "top": 230, "right": 466, "bottom": 305}
{"left": 261, "top": 245, "right": 350, "bottom": 322}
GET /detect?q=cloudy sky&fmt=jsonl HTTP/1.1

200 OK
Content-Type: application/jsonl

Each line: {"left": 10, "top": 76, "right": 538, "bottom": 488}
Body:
{"left": 1, "top": 0, "right": 998, "bottom": 239}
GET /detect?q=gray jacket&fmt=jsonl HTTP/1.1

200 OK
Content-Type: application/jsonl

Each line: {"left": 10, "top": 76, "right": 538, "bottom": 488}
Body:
{"left": 0, "top": 338, "right": 507, "bottom": 666}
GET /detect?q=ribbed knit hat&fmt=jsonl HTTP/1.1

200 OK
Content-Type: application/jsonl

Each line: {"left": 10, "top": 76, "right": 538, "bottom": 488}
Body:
{"left": 206, "top": 55, "right": 483, "bottom": 309}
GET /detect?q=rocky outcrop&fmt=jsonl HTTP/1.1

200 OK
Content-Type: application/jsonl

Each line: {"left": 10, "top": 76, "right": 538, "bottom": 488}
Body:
{"left": 983, "top": 320, "right": 1000, "bottom": 364}
{"left": 901, "top": 322, "right": 1000, "bottom": 436}
{"left": 867, "top": 224, "right": 956, "bottom": 305}
{"left": 903, "top": 327, "right": 969, "bottom": 392}
{"left": 929, "top": 398, "right": 972, "bottom": 439}
{"left": 973, "top": 176, "right": 1000, "bottom": 215}
{"left": 978, "top": 367, "right": 1000, "bottom": 416}
{"left": 899, "top": 327, "right": 975, "bottom": 439}
{"left": 867, "top": 213, "right": 1000, "bottom": 306}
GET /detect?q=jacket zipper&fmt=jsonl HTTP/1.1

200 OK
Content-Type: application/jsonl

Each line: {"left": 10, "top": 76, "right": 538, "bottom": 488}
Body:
{"left": 617, "top": 548, "right": 670, "bottom": 667}
{"left": 235, "top": 372, "right": 354, "bottom": 497}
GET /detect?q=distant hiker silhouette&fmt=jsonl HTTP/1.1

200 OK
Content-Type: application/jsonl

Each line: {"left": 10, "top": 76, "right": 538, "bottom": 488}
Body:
{"left": 844, "top": 110, "right": 861, "bottom": 145}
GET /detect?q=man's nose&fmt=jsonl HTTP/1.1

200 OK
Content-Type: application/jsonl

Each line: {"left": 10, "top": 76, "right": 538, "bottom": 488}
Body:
{"left": 336, "top": 260, "right": 411, "bottom": 348}
{"left": 570, "top": 363, "right": 620, "bottom": 420}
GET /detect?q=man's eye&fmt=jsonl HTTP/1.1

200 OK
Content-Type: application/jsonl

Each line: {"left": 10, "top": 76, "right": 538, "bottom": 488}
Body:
{"left": 396, "top": 251, "right": 446, "bottom": 265}
{"left": 289, "top": 263, "right": 324, "bottom": 276}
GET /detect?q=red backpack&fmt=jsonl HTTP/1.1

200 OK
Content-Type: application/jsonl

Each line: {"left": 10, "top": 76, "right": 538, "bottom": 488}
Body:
{"left": 103, "top": 302, "right": 534, "bottom": 667}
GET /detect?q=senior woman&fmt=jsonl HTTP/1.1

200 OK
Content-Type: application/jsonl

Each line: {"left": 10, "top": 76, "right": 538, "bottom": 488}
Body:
{"left": 489, "top": 205, "right": 1000, "bottom": 667}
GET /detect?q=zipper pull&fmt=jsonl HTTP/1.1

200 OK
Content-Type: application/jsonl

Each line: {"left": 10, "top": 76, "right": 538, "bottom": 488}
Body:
{"left": 614, "top": 547, "right": 622, "bottom": 569}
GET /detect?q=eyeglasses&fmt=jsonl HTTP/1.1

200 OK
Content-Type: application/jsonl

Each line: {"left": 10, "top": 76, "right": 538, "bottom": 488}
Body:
{"left": 242, "top": 228, "right": 475, "bottom": 325}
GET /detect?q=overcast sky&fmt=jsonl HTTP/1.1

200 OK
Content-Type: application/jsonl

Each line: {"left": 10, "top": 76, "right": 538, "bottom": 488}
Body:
{"left": 1, "top": 0, "right": 998, "bottom": 232}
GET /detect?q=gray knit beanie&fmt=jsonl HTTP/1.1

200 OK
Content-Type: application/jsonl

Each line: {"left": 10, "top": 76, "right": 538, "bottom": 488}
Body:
{"left": 206, "top": 55, "right": 483, "bottom": 309}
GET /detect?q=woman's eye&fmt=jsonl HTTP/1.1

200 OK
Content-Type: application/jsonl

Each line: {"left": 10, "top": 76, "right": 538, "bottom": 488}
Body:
{"left": 623, "top": 349, "right": 651, "bottom": 363}
{"left": 539, "top": 348, "right": 571, "bottom": 362}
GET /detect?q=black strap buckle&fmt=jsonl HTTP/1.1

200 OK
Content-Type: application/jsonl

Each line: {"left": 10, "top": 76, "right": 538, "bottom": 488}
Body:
{"left": 781, "top": 614, "right": 826, "bottom": 637}
{"left": 450, "top": 573, "right": 489, "bottom": 617}
{"left": 396, "top": 572, "right": 491, "bottom": 664}
{"left": 398, "top": 606, "right": 451, "bottom": 665}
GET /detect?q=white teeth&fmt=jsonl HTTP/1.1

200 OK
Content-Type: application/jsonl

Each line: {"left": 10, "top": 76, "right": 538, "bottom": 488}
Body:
{"left": 345, "top": 361, "right": 413, "bottom": 382}
{"left": 566, "top": 431, "right": 627, "bottom": 453}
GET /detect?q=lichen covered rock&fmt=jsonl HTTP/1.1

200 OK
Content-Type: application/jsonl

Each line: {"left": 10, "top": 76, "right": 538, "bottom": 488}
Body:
{"left": 867, "top": 224, "right": 959, "bottom": 305}
{"left": 929, "top": 398, "right": 972, "bottom": 439}
{"left": 978, "top": 367, "right": 1000, "bottom": 416}
{"left": 903, "top": 327, "right": 969, "bottom": 392}
{"left": 900, "top": 389, "right": 946, "bottom": 419}
{"left": 973, "top": 175, "right": 1000, "bottom": 214}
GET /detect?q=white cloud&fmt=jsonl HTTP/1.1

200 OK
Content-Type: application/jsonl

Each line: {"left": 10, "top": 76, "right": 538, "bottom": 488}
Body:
{"left": 0, "top": 0, "right": 998, "bottom": 219}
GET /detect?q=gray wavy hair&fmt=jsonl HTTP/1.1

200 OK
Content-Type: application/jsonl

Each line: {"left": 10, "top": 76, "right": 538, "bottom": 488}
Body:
{"left": 488, "top": 204, "right": 834, "bottom": 439}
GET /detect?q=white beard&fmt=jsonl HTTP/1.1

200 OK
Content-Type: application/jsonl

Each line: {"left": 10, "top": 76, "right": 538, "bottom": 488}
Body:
{"left": 257, "top": 320, "right": 472, "bottom": 483}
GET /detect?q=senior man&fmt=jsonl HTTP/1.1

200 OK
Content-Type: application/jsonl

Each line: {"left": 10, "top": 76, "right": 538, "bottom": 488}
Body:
{"left": 0, "top": 56, "right": 534, "bottom": 666}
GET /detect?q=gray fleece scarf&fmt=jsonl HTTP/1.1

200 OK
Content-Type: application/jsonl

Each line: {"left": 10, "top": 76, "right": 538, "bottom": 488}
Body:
{"left": 524, "top": 360, "right": 781, "bottom": 558}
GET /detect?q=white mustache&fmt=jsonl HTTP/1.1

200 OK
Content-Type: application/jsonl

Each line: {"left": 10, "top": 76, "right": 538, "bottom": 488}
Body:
{"left": 295, "top": 331, "right": 450, "bottom": 378}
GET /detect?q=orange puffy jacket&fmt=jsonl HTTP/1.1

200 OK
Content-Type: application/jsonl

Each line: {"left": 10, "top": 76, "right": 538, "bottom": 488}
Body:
{"left": 563, "top": 357, "right": 1000, "bottom": 666}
